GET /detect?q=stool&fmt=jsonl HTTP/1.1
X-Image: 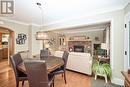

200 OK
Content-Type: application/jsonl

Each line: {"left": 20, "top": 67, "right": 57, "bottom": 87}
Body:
{"left": 95, "top": 73, "right": 108, "bottom": 83}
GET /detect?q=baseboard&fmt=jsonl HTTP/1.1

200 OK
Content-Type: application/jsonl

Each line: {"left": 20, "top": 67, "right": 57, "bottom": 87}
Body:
{"left": 111, "top": 77, "right": 124, "bottom": 86}
{"left": 66, "top": 69, "right": 92, "bottom": 76}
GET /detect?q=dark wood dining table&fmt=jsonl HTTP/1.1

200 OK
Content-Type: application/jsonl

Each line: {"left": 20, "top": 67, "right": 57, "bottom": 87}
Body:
{"left": 17, "top": 56, "right": 64, "bottom": 74}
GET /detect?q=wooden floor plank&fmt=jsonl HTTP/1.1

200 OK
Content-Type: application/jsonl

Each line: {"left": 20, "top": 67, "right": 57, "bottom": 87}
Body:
{"left": 0, "top": 60, "right": 92, "bottom": 87}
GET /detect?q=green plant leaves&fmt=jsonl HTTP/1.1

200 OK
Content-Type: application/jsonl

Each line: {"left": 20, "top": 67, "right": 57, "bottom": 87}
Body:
{"left": 92, "top": 60, "right": 112, "bottom": 78}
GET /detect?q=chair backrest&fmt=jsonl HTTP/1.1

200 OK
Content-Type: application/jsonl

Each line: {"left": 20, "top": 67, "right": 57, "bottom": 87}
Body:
{"left": 40, "top": 50, "right": 49, "bottom": 59}
{"left": 10, "top": 53, "right": 23, "bottom": 81}
{"left": 62, "top": 51, "right": 69, "bottom": 70}
{"left": 18, "top": 50, "right": 29, "bottom": 59}
{"left": 24, "top": 60, "right": 49, "bottom": 87}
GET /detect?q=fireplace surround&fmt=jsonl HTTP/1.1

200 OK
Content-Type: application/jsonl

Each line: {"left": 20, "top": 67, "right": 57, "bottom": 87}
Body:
{"left": 68, "top": 40, "right": 92, "bottom": 53}
{"left": 74, "top": 45, "right": 84, "bottom": 52}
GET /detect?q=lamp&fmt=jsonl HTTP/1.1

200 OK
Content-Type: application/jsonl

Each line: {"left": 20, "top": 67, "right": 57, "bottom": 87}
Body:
{"left": 45, "top": 43, "right": 50, "bottom": 48}
{"left": 36, "top": 31, "right": 48, "bottom": 40}
{"left": 101, "top": 43, "right": 109, "bottom": 57}
{"left": 35, "top": 2, "right": 49, "bottom": 49}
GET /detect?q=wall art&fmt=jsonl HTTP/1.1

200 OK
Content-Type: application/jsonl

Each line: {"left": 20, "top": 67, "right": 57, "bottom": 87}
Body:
{"left": 16, "top": 33, "right": 27, "bottom": 45}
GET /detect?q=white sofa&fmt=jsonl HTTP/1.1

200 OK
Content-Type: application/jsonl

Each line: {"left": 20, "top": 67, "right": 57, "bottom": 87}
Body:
{"left": 54, "top": 51, "right": 92, "bottom": 75}
{"left": 54, "top": 51, "right": 64, "bottom": 58}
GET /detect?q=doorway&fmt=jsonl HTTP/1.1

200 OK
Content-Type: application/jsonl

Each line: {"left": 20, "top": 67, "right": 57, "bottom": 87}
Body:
{"left": 0, "top": 27, "right": 14, "bottom": 66}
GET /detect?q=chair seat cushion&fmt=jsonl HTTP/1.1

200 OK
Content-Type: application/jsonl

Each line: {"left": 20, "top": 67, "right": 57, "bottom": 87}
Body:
{"left": 19, "top": 77, "right": 28, "bottom": 81}
{"left": 50, "top": 67, "right": 64, "bottom": 75}
{"left": 18, "top": 70, "right": 27, "bottom": 76}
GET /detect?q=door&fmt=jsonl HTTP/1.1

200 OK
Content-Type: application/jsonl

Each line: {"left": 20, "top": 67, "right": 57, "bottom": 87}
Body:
{"left": 124, "top": 12, "right": 130, "bottom": 71}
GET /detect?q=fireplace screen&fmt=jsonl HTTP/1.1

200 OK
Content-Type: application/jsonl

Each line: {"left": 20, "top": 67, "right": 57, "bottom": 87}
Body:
{"left": 74, "top": 45, "right": 84, "bottom": 52}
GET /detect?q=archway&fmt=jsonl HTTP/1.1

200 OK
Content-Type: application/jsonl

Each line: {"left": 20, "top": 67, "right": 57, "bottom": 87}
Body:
{"left": 0, "top": 27, "right": 14, "bottom": 65}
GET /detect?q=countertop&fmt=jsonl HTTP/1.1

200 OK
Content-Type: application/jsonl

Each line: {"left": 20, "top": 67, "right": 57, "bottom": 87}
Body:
{"left": 0, "top": 45, "right": 8, "bottom": 50}
{"left": 0, "top": 47, "right": 8, "bottom": 50}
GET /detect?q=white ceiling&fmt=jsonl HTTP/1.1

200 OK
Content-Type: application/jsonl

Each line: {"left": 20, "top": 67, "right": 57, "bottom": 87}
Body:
{"left": 1, "top": 0, "right": 130, "bottom": 25}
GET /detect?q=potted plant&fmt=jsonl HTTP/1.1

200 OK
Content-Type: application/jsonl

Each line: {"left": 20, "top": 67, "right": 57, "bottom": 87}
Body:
{"left": 96, "top": 47, "right": 106, "bottom": 55}
{"left": 92, "top": 60, "right": 112, "bottom": 79}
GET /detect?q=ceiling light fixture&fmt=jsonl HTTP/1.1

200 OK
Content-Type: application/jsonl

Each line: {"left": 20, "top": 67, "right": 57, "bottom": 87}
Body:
{"left": 35, "top": 2, "right": 49, "bottom": 49}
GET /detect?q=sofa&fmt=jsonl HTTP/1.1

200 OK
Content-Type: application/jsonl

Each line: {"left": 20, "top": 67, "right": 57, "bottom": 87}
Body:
{"left": 54, "top": 51, "right": 92, "bottom": 75}
{"left": 54, "top": 51, "right": 64, "bottom": 58}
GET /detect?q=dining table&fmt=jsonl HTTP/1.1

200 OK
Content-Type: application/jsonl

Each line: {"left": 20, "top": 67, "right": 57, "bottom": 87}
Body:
{"left": 17, "top": 56, "right": 64, "bottom": 74}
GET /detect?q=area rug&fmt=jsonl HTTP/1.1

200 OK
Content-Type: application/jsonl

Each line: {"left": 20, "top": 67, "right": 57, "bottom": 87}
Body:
{"left": 91, "top": 78, "right": 123, "bottom": 87}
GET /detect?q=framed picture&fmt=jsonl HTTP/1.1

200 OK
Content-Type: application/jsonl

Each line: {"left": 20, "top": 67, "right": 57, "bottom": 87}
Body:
{"left": 16, "top": 33, "right": 27, "bottom": 45}
{"left": 95, "top": 37, "right": 99, "bottom": 41}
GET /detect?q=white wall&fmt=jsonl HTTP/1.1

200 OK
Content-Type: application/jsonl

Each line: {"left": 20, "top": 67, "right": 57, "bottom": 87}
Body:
{"left": 44, "top": 9, "right": 124, "bottom": 85}
{"left": 124, "top": 2, "right": 130, "bottom": 15}
{"left": 0, "top": 20, "right": 43, "bottom": 57}
{"left": 0, "top": 20, "right": 30, "bottom": 53}
{"left": 28, "top": 25, "right": 42, "bottom": 56}
{"left": 124, "top": 2, "right": 130, "bottom": 76}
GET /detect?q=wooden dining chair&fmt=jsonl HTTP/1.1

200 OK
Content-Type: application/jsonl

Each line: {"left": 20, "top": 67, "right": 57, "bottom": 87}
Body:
{"left": 40, "top": 49, "right": 50, "bottom": 59}
{"left": 24, "top": 60, "right": 54, "bottom": 87}
{"left": 10, "top": 53, "right": 28, "bottom": 87}
{"left": 18, "top": 50, "right": 29, "bottom": 59}
{"left": 51, "top": 51, "right": 69, "bottom": 84}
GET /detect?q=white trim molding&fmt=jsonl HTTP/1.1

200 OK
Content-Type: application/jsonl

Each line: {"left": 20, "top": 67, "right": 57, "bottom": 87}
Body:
{"left": 0, "top": 17, "right": 43, "bottom": 27}
{"left": 111, "top": 77, "right": 124, "bottom": 86}
{"left": 0, "top": 18, "right": 29, "bottom": 26}
{"left": 124, "top": 11, "right": 130, "bottom": 71}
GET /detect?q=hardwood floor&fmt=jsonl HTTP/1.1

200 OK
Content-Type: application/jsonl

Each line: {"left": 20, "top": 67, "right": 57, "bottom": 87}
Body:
{"left": 0, "top": 60, "right": 92, "bottom": 87}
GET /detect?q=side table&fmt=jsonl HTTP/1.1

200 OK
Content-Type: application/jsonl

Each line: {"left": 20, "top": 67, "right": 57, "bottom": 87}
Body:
{"left": 97, "top": 56, "right": 110, "bottom": 63}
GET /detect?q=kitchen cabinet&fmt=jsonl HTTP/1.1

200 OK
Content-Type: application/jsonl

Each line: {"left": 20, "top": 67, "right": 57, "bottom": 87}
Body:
{"left": 0, "top": 33, "right": 2, "bottom": 42}
{"left": 2, "top": 48, "right": 8, "bottom": 59}
{"left": 0, "top": 49, "right": 3, "bottom": 60}
{"left": 0, "top": 48, "right": 8, "bottom": 60}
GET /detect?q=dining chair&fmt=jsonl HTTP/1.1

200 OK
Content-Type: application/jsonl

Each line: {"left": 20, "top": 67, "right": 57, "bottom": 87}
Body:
{"left": 24, "top": 60, "right": 54, "bottom": 87}
{"left": 10, "top": 53, "right": 28, "bottom": 87}
{"left": 40, "top": 49, "right": 50, "bottom": 59}
{"left": 18, "top": 50, "right": 29, "bottom": 59}
{"left": 51, "top": 51, "right": 69, "bottom": 84}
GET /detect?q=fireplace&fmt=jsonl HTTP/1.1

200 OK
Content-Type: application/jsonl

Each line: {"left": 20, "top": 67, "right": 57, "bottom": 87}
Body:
{"left": 74, "top": 45, "right": 84, "bottom": 52}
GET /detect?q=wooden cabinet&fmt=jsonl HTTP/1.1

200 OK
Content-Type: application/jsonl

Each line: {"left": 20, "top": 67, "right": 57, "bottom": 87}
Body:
{"left": 0, "top": 49, "right": 3, "bottom": 60}
{"left": 0, "top": 33, "right": 2, "bottom": 45}
{"left": 0, "top": 33, "right": 2, "bottom": 42}
{"left": 2, "top": 48, "right": 8, "bottom": 59}
{"left": 121, "top": 71, "right": 130, "bottom": 87}
{"left": 0, "top": 48, "right": 8, "bottom": 60}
